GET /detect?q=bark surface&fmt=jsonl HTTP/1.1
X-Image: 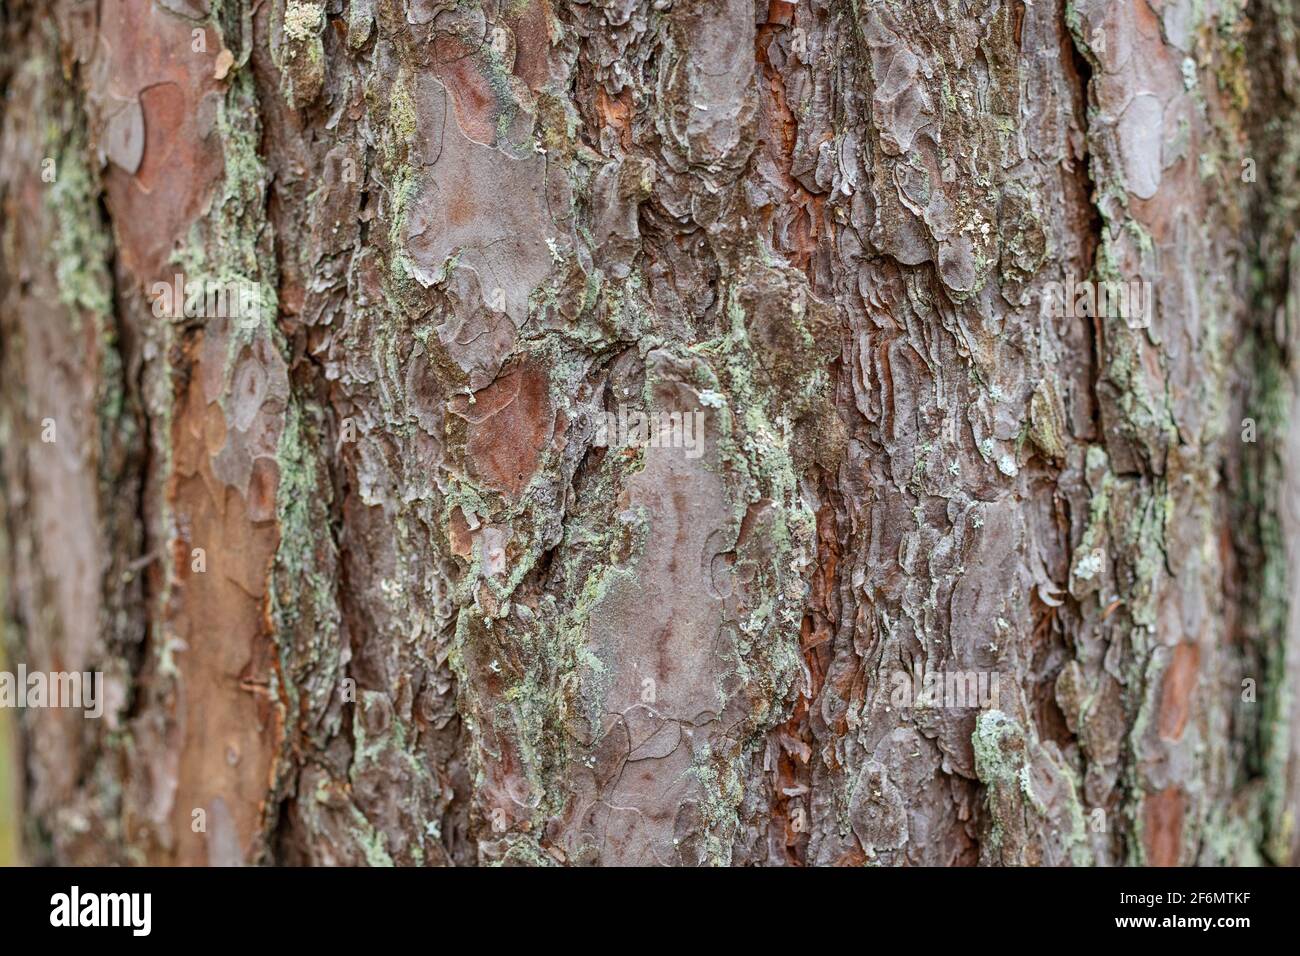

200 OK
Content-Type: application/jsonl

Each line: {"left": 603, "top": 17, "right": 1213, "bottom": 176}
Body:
{"left": 1, "top": 0, "right": 1299, "bottom": 866}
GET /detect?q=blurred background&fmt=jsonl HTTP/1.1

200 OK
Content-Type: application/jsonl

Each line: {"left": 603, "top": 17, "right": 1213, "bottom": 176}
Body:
{"left": 1, "top": 635, "right": 19, "bottom": 865}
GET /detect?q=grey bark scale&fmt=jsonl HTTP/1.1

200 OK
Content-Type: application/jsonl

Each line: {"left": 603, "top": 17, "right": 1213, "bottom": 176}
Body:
{"left": 0, "top": 0, "right": 1295, "bottom": 867}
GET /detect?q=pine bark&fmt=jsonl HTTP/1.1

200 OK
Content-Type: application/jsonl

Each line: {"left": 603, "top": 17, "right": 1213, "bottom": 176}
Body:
{"left": 1, "top": 0, "right": 1299, "bottom": 866}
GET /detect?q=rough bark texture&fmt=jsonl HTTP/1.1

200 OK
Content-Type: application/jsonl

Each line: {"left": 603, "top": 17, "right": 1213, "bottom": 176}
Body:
{"left": 1, "top": 0, "right": 1299, "bottom": 866}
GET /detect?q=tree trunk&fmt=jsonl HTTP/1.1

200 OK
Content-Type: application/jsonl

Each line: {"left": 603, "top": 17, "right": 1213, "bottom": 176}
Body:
{"left": 1, "top": 0, "right": 1299, "bottom": 867}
